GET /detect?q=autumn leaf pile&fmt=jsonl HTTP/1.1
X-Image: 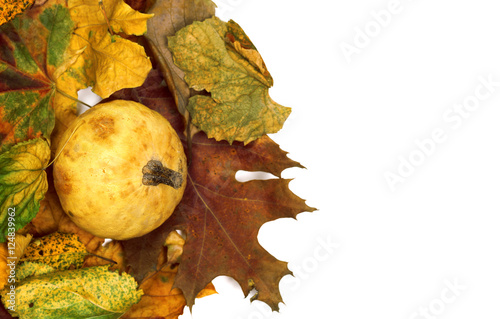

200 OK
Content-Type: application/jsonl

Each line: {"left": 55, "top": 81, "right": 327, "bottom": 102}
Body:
{"left": 0, "top": 0, "right": 316, "bottom": 317}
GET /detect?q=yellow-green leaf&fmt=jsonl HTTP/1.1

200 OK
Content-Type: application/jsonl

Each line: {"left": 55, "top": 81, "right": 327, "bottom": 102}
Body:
{"left": 1, "top": 265, "right": 143, "bottom": 318}
{"left": 0, "top": 138, "right": 50, "bottom": 242}
{"left": 16, "top": 261, "right": 55, "bottom": 282}
{"left": 21, "top": 231, "right": 88, "bottom": 270}
{"left": 168, "top": 17, "right": 291, "bottom": 144}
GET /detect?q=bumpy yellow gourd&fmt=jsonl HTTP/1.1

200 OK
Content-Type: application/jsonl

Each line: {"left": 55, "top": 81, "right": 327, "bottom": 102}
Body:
{"left": 53, "top": 100, "right": 187, "bottom": 240}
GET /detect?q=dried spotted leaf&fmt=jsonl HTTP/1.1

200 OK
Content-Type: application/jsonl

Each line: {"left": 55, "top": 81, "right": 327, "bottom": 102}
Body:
{"left": 21, "top": 231, "right": 87, "bottom": 270}
{"left": 1, "top": 265, "right": 143, "bottom": 318}
{"left": 168, "top": 17, "right": 291, "bottom": 144}
{"left": 15, "top": 261, "right": 55, "bottom": 282}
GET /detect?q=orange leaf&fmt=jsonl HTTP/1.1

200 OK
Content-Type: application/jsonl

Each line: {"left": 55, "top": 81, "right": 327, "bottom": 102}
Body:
{"left": 123, "top": 263, "right": 216, "bottom": 319}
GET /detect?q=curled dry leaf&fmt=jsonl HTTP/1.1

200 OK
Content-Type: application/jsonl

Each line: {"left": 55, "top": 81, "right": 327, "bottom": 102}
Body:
{"left": 145, "top": 0, "right": 215, "bottom": 117}
{"left": 164, "top": 231, "right": 184, "bottom": 265}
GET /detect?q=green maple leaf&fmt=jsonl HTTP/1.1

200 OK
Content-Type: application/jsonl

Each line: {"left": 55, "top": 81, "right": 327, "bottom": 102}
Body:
{"left": 168, "top": 17, "right": 291, "bottom": 145}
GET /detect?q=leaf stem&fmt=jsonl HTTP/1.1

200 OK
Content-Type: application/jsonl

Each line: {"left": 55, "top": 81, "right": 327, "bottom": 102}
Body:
{"left": 43, "top": 121, "right": 84, "bottom": 169}
{"left": 55, "top": 87, "right": 93, "bottom": 109}
{"left": 88, "top": 252, "right": 117, "bottom": 264}
{"left": 98, "top": 0, "right": 114, "bottom": 36}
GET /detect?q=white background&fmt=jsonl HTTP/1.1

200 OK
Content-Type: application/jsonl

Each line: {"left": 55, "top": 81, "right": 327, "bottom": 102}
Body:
{"left": 175, "top": 0, "right": 500, "bottom": 318}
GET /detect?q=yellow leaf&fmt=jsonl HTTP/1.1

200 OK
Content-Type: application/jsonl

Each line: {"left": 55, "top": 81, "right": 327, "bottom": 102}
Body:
{"left": 67, "top": 0, "right": 153, "bottom": 98}
{"left": 70, "top": 0, "right": 152, "bottom": 35}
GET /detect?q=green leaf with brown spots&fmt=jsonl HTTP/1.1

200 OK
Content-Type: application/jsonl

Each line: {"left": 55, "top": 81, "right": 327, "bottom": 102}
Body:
{"left": 1, "top": 265, "right": 143, "bottom": 318}
{"left": 168, "top": 16, "right": 291, "bottom": 145}
{"left": 0, "top": 0, "right": 76, "bottom": 153}
{"left": 0, "top": 138, "right": 50, "bottom": 243}
{"left": 21, "top": 231, "right": 88, "bottom": 270}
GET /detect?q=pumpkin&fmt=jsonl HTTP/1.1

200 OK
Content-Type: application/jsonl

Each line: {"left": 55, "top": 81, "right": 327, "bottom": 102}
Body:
{"left": 53, "top": 100, "right": 187, "bottom": 240}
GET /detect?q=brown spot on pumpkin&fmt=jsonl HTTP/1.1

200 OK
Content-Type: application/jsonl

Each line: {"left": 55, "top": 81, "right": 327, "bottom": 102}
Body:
{"left": 63, "top": 148, "right": 71, "bottom": 158}
{"left": 55, "top": 169, "right": 73, "bottom": 195}
{"left": 89, "top": 116, "right": 115, "bottom": 140}
{"left": 119, "top": 188, "right": 130, "bottom": 199}
{"left": 67, "top": 210, "right": 74, "bottom": 217}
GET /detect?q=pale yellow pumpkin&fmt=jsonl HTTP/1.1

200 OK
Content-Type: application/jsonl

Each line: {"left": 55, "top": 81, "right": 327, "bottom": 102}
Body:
{"left": 53, "top": 100, "right": 187, "bottom": 240}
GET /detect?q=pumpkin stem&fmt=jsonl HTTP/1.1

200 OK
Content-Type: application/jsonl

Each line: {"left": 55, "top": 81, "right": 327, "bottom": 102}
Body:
{"left": 142, "top": 160, "right": 183, "bottom": 188}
